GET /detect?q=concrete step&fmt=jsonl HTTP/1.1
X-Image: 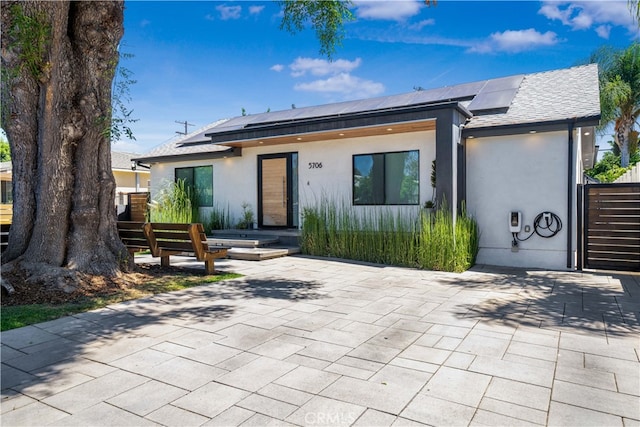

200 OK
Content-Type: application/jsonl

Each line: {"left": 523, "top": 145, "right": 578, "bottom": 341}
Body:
{"left": 208, "top": 236, "right": 279, "bottom": 248}
{"left": 227, "top": 246, "right": 301, "bottom": 261}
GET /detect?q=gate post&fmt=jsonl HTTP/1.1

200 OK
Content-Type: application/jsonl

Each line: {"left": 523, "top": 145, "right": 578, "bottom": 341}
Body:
{"left": 576, "top": 184, "right": 584, "bottom": 271}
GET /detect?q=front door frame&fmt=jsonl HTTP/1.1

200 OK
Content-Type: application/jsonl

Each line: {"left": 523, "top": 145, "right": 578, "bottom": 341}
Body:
{"left": 257, "top": 152, "right": 296, "bottom": 228}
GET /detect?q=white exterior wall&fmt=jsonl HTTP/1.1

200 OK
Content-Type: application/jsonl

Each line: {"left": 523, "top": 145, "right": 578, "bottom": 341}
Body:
{"left": 149, "top": 130, "right": 436, "bottom": 225}
{"left": 466, "top": 131, "right": 575, "bottom": 270}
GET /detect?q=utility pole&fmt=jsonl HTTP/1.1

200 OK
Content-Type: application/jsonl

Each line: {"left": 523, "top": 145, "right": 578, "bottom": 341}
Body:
{"left": 175, "top": 120, "right": 195, "bottom": 136}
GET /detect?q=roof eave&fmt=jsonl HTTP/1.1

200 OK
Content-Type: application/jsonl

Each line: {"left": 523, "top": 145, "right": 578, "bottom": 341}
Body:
{"left": 133, "top": 147, "right": 240, "bottom": 164}
{"left": 462, "top": 115, "right": 601, "bottom": 139}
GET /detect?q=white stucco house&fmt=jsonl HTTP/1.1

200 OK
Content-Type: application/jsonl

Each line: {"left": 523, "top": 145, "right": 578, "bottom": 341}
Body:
{"left": 136, "top": 64, "right": 600, "bottom": 270}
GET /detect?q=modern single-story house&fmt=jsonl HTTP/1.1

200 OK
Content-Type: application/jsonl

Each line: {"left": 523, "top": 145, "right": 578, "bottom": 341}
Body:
{"left": 136, "top": 64, "right": 600, "bottom": 270}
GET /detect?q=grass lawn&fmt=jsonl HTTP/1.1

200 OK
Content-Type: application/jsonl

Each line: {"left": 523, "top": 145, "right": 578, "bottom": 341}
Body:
{"left": 1, "top": 271, "right": 242, "bottom": 331}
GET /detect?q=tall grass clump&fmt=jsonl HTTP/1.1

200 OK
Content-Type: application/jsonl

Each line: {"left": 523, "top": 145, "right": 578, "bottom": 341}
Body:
{"left": 149, "top": 179, "right": 199, "bottom": 223}
{"left": 301, "top": 197, "right": 479, "bottom": 273}
{"left": 419, "top": 203, "right": 479, "bottom": 272}
{"left": 204, "top": 204, "right": 233, "bottom": 233}
{"left": 301, "top": 198, "right": 421, "bottom": 268}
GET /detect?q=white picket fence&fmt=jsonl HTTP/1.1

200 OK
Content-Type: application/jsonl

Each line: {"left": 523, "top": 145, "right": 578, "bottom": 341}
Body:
{"left": 615, "top": 163, "right": 640, "bottom": 183}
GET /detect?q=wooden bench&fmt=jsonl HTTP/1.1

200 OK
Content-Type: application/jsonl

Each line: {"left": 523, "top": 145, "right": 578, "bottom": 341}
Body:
{"left": 145, "top": 223, "right": 229, "bottom": 274}
{"left": 1, "top": 223, "right": 10, "bottom": 253}
{"left": 117, "top": 221, "right": 228, "bottom": 274}
{"left": 117, "top": 221, "right": 149, "bottom": 254}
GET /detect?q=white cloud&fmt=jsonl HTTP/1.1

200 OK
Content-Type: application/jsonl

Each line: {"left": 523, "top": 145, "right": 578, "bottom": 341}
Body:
{"left": 409, "top": 19, "right": 435, "bottom": 31}
{"left": 249, "top": 5, "right": 265, "bottom": 15}
{"left": 469, "top": 29, "right": 559, "bottom": 54}
{"left": 287, "top": 56, "right": 383, "bottom": 98}
{"left": 289, "top": 57, "right": 362, "bottom": 77}
{"left": 539, "top": 1, "right": 638, "bottom": 38}
{"left": 596, "top": 25, "right": 612, "bottom": 39}
{"left": 354, "top": 0, "right": 421, "bottom": 21}
{"left": 270, "top": 64, "right": 284, "bottom": 72}
{"left": 294, "top": 73, "right": 385, "bottom": 98}
{"left": 216, "top": 4, "right": 242, "bottom": 20}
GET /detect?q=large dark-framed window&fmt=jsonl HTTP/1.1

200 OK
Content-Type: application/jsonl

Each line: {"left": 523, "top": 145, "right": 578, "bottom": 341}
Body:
{"left": 175, "top": 165, "right": 213, "bottom": 207}
{"left": 353, "top": 150, "right": 419, "bottom": 205}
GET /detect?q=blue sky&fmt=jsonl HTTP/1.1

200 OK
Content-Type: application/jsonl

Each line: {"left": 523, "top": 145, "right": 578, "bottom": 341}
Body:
{"left": 116, "top": 0, "right": 640, "bottom": 154}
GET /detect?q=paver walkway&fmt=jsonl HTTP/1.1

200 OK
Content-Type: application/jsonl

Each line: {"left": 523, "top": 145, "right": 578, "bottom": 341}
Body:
{"left": 1, "top": 255, "right": 639, "bottom": 426}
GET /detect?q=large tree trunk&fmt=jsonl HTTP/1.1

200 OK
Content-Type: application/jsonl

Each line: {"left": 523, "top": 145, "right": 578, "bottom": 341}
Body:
{"left": 1, "top": 1, "right": 131, "bottom": 290}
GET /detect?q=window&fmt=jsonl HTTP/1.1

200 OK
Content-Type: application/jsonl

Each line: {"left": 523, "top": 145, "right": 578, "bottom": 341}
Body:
{"left": 353, "top": 150, "right": 419, "bottom": 205}
{"left": 175, "top": 166, "right": 213, "bottom": 207}
{"left": 0, "top": 180, "right": 12, "bottom": 204}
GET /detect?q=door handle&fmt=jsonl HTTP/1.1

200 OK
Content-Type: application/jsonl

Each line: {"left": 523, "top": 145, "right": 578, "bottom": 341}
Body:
{"left": 283, "top": 177, "right": 286, "bottom": 207}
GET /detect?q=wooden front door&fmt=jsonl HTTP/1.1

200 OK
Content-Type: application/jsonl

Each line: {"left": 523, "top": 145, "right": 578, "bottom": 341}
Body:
{"left": 259, "top": 156, "right": 289, "bottom": 227}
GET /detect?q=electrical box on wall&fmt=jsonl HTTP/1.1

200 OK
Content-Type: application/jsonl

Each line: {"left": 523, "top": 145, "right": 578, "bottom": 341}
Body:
{"left": 509, "top": 211, "right": 522, "bottom": 233}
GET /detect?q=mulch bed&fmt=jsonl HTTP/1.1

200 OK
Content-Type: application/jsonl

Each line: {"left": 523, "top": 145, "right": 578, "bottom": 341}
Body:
{"left": 1, "top": 264, "right": 192, "bottom": 306}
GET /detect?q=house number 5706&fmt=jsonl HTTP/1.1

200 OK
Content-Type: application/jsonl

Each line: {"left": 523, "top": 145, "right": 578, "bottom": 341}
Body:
{"left": 308, "top": 162, "right": 323, "bottom": 169}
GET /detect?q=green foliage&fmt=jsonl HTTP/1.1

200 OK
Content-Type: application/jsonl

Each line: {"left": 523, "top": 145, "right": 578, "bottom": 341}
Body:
{"left": 589, "top": 43, "right": 640, "bottom": 167}
{"left": 236, "top": 202, "right": 255, "bottom": 229}
{"left": 586, "top": 148, "right": 640, "bottom": 182}
{"left": 300, "top": 198, "right": 479, "bottom": 272}
{"left": 0, "top": 139, "right": 10, "bottom": 162}
{"left": 419, "top": 203, "right": 479, "bottom": 272}
{"left": 278, "top": 0, "right": 354, "bottom": 58}
{"left": 204, "top": 204, "right": 233, "bottom": 233}
{"left": 7, "top": 4, "right": 51, "bottom": 79}
{"left": 149, "top": 179, "right": 199, "bottom": 223}
{"left": 0, "top": 272, "right": 242, "bottom": 331}
{"left": 108, "top": 52, "right": 138, "bottom": 142}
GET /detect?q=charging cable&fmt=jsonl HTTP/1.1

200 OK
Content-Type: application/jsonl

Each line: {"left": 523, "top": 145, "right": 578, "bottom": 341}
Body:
{"left": 514, "top": 211, "right": 562, "bottom": 244}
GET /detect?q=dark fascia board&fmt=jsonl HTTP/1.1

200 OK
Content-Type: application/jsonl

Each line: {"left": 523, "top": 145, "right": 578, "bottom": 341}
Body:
{"left": 462, "top": 115, "right": 601, "bottom": 139}
{"left": 206, "top": 101, "right": 472, "bottom": 144}
{"left": 133, "top": 147, "right": 241, "bottom": 164}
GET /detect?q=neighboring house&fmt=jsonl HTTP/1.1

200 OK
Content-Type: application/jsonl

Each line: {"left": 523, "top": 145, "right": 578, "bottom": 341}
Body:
{"left": 0, "top": 151, "right": 149, "bottom": 210}
{"left": 0, "top": 161, "right": 11, "bottom": 204}
{"left": 136, "top": 64, "right": 600, "bottom": 270}
{"left": 0, "top": 161, "right": 12, "bottom": 225}
{"left": 111, "top": 151, "right": 150, "bottom": 206}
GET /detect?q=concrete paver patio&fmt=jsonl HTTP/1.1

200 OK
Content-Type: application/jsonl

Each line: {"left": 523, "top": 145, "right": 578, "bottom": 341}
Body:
{"left": 1, "top": 255, "right": 639, "bottom": 426}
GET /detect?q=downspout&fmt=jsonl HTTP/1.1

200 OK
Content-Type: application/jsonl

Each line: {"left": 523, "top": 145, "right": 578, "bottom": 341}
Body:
{"left": 566, "top": 123, "right": 574, "bottom": 269}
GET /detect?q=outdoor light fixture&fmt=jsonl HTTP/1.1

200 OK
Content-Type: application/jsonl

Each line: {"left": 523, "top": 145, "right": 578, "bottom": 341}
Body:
{"left": 131, "top": 160, "right": 150, "bottom": 170}
{"left": 529, "top": 130, "right": 537, "bottom": 134}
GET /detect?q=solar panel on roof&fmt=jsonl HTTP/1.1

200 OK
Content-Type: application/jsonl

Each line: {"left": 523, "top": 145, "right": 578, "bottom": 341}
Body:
{"left": 467, "top": 75, "right": 523, "bottom": 113}
{"left": 481, "top": 75, "right": 523, "bottom": 92}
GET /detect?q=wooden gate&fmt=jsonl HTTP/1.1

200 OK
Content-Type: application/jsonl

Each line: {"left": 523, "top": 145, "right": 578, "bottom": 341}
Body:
{"left": 128, "top": 192, "right": 149, "bottom": 222}
{"left": 580, "top": 183, "right": 640, "bottom": 271}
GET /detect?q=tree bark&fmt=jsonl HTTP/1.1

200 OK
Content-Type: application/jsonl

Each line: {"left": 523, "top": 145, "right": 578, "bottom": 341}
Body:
{"left": 1, "top": 1, "right": 131, "bottom": 289}
{"left": 616, "top": 118, "right": 632, "bottom": 168}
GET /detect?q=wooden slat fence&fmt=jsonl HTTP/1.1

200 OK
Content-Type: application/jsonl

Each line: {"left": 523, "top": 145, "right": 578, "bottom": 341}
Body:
{"left": 128, "top": 192, "right": 149, "bottom": 222}
{"left": 584, "top": 183, "right": 640, "bottom": 271}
